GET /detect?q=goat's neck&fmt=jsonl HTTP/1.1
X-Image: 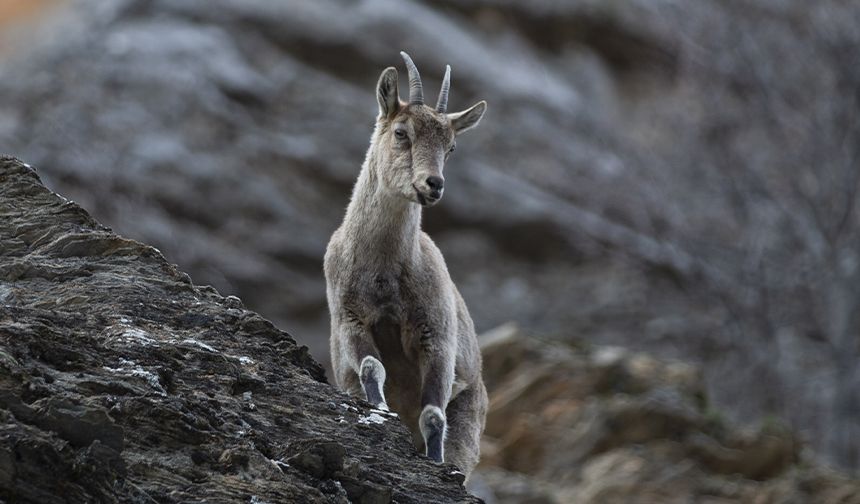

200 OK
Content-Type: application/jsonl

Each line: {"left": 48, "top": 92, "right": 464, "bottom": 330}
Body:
{"left": 343, "top": 152, "right": 421, "bottom": 262}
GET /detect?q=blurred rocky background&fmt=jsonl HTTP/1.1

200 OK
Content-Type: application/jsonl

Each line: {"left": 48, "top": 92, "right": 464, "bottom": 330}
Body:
{"left": 2, "top": 0, "right": 859, "bottom": 498}
{"left": 472, "top": 324, "right": 860, "bottom": 503}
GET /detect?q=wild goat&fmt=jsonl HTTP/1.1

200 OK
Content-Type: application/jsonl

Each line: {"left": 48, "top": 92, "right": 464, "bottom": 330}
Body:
{"left": 324, "top": 52, "right": 488, "bottom": 477}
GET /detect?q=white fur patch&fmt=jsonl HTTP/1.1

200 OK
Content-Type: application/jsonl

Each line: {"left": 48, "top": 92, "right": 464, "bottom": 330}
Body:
{"left": 419, "top": 405, "right": 447, "bottom": 439}
{"left": 360, "top": 356, "right": 387, "bottom": 382}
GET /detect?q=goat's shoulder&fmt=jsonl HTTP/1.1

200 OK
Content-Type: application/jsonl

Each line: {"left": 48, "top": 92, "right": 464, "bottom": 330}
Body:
{"left": 324, "top": 229, "right": 337, "bottom": 265}
{"left": 324, "top": 225, "right": 344, "bottom": 258}
{"left": 417, "top": 231, "right": 449, "bottom": 273}
{"left": 324, "top": 226, "right": 353, "bottom": 286}
{"left": 406, "top": 232, "right": 458, "bottom": 312}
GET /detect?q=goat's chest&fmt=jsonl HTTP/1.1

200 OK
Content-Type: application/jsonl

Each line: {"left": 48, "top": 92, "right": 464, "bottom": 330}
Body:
{"left": 346, "top": 268, "right": 412, "bottom": 321}
{"left": 369, "top": 271, "right": 401, "bottom": 307}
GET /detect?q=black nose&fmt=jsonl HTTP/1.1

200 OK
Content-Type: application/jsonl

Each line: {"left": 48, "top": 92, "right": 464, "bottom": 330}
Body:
{"left": 426, "top": 176, "right": 444, "bottom": 192}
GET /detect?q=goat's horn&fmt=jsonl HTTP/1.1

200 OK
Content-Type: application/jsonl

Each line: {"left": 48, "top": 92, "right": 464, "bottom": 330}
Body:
{"left": 436, "top": 65, "right": 451, "bottom": 113}
{"left": 400, "top": 51, "right": 424, "bottom": 105}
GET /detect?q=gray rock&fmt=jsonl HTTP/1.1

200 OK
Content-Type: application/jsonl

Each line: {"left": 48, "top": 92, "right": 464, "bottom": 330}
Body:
{"left": 0, "top": 157, "right": 479, "bottom": 503}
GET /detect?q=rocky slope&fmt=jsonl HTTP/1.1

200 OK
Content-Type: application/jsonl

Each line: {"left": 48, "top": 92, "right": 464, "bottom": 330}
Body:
{"left": 3, "top": 154, "right": 859, "bottom": 502}
{"left": 0, "top": 156, "right": 478, "bottom": 503}
{"left": 3, "top": 0, "right": 860, "bottom": 470}
{"left": 472, "top": 324, "right": 860, "bottom": 504}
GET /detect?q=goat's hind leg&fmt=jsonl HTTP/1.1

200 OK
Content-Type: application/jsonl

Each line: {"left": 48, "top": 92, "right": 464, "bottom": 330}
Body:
{"left": 444, "top": 382, "right": 488, "bottom": 479}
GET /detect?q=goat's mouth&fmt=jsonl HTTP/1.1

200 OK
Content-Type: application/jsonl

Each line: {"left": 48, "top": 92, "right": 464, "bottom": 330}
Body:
{"left": 413, "top": 185, "right": 441, "bottom": 207}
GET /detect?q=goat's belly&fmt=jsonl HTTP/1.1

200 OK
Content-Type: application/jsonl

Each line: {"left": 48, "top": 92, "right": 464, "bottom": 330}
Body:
{"left": 371, "top": 317, "right": 423, "bottom": 440}
{"left": 385, "top": 370, "right": 423, "bottom": 448}
{"left": 371, "top": 316, "right": 403, "bottom": 360}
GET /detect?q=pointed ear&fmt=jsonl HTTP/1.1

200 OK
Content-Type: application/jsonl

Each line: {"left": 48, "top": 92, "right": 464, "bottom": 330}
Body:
{"left": 377, "top": 67, "right": 400, "bottom": 119}
{"left": 448, "top": 100, "right": 487, "bottom": 134}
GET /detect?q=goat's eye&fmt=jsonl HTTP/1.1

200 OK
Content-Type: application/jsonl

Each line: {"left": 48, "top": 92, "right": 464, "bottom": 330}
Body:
{"left": 448, "top": 143, "right": 456, "bottom": 153}
{"left": 394, "top": 128, "right": 408, "bottom": 140}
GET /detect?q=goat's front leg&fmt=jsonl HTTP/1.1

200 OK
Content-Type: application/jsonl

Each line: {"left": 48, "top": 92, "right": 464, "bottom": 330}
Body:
{"left": 417, "top": 325, "right": 456, "bottom": 463}
{"left": 331, "top": 313, "right": 388, "bottom": 410}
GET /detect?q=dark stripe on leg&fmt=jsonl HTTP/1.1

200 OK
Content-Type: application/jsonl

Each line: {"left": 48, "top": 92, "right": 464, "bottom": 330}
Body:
{"left": 361, "top": 372, "right": 384, "bottom": 406}
{"left": 426, "top": 425, "right": 444, "bottom": 462}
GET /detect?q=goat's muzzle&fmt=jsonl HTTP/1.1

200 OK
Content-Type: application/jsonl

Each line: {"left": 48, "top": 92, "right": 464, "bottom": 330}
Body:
{"left": 413, "top": 182, "right": 443, "bottom": 207}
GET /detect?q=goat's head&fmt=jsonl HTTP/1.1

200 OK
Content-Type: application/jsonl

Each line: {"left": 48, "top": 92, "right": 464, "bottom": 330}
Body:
{"left": 372, "top": 52, "right": 486, "bottom": 207}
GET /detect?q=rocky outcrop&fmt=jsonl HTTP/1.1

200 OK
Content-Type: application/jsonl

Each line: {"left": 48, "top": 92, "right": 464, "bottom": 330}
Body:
{"left": 0, "top": 157, "right": 478, "bottom": 503}
{"left": 471, "top": 324, "right": 860, "bottom": 503}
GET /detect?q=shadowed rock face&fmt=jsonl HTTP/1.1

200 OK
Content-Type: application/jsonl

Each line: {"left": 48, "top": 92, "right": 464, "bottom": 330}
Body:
{"left": 0, "top": 157, "right": 478, "bottom": 503}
